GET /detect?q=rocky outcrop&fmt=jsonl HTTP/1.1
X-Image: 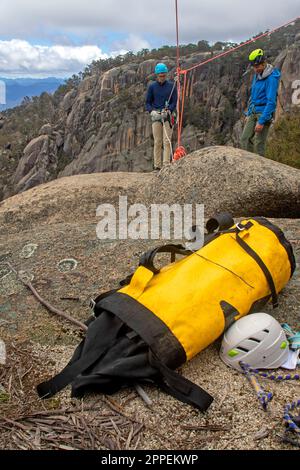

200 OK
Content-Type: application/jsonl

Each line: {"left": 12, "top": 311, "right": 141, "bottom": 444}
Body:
{"left": 0, "top": 146, "right": 299, "bottom": 236}
{"left": 1, "top": 21, "right": 300, "bottom": 198}
{"left": 38, "top": 124, "right": 53, "bottom": 136}
{"left": 145, "top": 146, "right": 300, "bottom": 217}
{"left": 10, "top": 134, "right": 57, "bottom": 194}
{"left": 274, "top": 33, "right": 300, "bottom": 119}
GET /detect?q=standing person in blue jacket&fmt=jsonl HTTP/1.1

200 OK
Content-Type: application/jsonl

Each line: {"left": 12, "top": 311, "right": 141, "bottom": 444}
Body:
{"left": 146, "top": 63, "right": 178, "bottom": 170}
{"left": 241, "top": 49, "right": 281, "bottom": 156}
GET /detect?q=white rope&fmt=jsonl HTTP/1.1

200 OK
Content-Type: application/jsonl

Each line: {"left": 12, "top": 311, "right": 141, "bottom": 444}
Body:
{"left": 162, "top": 117, "right": 174, "bottom": 162}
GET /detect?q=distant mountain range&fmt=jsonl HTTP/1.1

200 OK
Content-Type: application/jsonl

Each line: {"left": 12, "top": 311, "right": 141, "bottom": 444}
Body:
{"left": 0, "top": 77, "right": 65, "bottom": 110}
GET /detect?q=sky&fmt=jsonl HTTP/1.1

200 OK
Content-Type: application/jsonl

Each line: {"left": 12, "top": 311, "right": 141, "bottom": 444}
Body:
{"left": 0, "top": 0, "right": 299, "bottom": 78}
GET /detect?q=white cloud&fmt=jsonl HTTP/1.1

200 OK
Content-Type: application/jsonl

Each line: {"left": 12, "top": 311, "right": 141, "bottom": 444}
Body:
{"left": 0, "top": 0, "right": 298, "bottom": 44}
{"left": 0, "top": 0, "right": 298, "bottom": 77}
{"left": 0, "top": 40, "right": 108, "bottom": 77}
{"left": 112, "top": 34, "right": 151, "bottom": 54}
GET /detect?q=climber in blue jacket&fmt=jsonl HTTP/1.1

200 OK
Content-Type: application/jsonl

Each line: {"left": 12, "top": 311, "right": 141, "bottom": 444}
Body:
{"left": 241, "top": 49, "right": 281, "bottom": 156}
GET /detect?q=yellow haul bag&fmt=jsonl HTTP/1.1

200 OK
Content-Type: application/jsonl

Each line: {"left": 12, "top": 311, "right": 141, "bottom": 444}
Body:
{"left": 37, "top": 215, "right": 295, "bottom": 412}
{"left": 119, "top": 217, "right": 294, "bottom": 362}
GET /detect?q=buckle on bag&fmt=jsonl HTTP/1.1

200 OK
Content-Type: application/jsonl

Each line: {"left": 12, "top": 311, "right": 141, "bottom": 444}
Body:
{"left": 236, "top": 223, "right": 246, "bottom": 232}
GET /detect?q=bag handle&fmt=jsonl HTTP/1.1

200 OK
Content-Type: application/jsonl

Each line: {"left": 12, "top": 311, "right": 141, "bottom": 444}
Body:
{"left": 139, "top": 244, "right": 191, "bottom": 274}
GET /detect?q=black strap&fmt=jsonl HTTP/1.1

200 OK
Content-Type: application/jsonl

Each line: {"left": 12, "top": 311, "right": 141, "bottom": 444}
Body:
{"left": 235, "top": 225, "right": 278, "bottom": 308}
{"left": 93, "top": 288, "right": 119, "bottom": 316}
{"left": 149, "top": 353, "right": 213, "bottom": 412}
{"left": 139, "top": 244, "right": 192, "bottom": 274}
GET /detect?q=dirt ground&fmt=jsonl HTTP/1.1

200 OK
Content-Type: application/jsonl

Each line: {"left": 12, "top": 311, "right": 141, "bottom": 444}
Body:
{"left": 0, "top": 214, "right": 299, "bottom": 450}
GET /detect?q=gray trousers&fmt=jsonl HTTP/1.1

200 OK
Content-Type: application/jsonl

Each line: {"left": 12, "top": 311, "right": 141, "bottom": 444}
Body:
{"left": 240, "top": 113, "right": 271, "bottom": 157}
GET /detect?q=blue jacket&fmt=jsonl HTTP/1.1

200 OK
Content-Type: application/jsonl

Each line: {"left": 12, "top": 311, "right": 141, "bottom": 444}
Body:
{"left": 146, "top": 80, "right": 178, "bottom": 113}
{"left": 247, "top": 65, "right": 281, "bottom": 125}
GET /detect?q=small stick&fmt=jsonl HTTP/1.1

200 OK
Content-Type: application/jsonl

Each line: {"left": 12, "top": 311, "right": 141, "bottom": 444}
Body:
{"left": 9, "top": 404, "right": 105, "bottom": 421}
{"left": 3, "top": 417, "right": 31, "bottom": 431}
{"left": 181, "top": 424, "right": 231, "bottom": 432}
{"left": 21, "top": 366, "right": 33, "bottom": 380}
{"left": 125, "top": 425, "right": 134, "bottom": 450}
{"left": 60, "top": 297, "right": 80, "bottom": 302}
{"left": 6, "top": 262, "right": 87, "bottom": 332}
{"left": 134, "top": 384, "right": 153, "bottom": 407}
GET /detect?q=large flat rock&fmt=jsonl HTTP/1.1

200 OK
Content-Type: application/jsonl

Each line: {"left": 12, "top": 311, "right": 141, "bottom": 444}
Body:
{"left": 145, "top": 146, "right": 300, "bottom": 218}
{"left": 0, "top": 146, "right": 299, "bottom": 236}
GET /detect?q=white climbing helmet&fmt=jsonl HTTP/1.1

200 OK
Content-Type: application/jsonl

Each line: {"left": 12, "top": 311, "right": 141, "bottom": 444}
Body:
{"left": 220, "top": 313, "right": 289, "bottom": 371}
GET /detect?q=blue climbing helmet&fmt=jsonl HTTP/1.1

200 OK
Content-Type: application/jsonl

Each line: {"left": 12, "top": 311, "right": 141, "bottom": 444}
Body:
{"left": 155, "top": 63, "right": 168, "bottom": 74}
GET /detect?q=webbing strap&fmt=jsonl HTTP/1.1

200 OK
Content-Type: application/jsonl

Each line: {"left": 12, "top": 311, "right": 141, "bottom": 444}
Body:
{"left": 150, "top": 353, "right": 213, "bottom": 412}
{"left": 235, "top": 224, "right": 279, "bottom": 308}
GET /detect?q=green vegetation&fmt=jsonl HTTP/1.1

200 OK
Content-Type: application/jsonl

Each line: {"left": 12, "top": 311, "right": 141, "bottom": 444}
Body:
{"left": 266, "top": 107, "right": 300, "bottom": 169}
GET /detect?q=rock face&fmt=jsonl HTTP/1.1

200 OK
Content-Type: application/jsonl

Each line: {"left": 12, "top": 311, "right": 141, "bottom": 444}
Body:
{"left": 0, "top": 147, "right": 299, "bottom": 236}
{"left": 0, "top": 172, "right": 154, "bottom": 234}
{"left": 1, "top": 21, "right": 300, "bottom": 198}
{"left": 11, "top": 134, "right": 57, "bottom": 194}
{"left": 145, "top": 146, "right": 300, "bottom": 218}
{"left": 274, "top": 36, "right": 300, "bottom": 119}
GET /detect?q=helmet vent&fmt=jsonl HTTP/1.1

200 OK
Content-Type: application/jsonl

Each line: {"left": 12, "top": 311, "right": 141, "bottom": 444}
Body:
{"left": 237, "top": 346, "right": 249, "bottom": 353}
{"left": 249, "top": 337, "right": 261, "bottom": 343}
{"left": 263, "top": 329, "right": 270, "bottom": 333}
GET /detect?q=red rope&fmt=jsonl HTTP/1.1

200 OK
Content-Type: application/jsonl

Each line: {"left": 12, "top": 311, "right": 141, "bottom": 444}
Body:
{"left": 174, "top": 13, "right": 299, "bottom": 154}
{"left": 175, "top": 0, "right": 180, "bottom": 71}
{"left": 178, "top": 71, "right": 187, "bottom": 146}
{"left": 175, "top": 0, "right": 182, "bottom": 150}
{"left": 183, "top": 16, "right": 300, "bottom": 74}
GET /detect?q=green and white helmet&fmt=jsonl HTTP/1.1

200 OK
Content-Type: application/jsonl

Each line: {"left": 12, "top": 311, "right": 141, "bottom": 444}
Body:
{"left": 220, "top": 313, "right": 289, "bottom": 371}
{"left": 249, "top": 48, "right": 266, "bottom": 65}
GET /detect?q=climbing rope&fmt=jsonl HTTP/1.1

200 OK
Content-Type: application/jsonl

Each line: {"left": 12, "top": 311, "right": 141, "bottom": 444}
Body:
{"left": 242, "top": 368, "right": 300, "bottom": 381}
{"left": 173, "top": 0, "right": 300, "bottom": 161}
{"left": 162, "top": 118, "right": 174, "bottom": 162}
{"left": 281, "top": 400, "right": 300, "bottom": 447}
{"left": 284, "top": 400, "right": 300, "bottom": 435}
{"left": 183, "top": 16, "right": 300, "bottom": 74}
{"left": 239, "top": 324, "right": 300, "bottom": 447}
{"left": 240, "top": 362, "right": 273, "bottom": 411}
